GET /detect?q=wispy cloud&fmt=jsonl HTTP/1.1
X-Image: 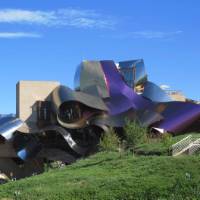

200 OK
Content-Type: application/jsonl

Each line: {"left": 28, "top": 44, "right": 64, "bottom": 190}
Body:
{"left": 0, "top": 8, "right": 115, "bottom": 29}
{"left": 112, "top": 30, "right": 183, "bottom": 39}
{"left": 130, "top": 31, "right": 183, "bottom": 39}
{"left": 160, "top": 85, "right": 171, "bottom": 90}
{"left": 0, "top": 32, "right": 41, "bottom": 38}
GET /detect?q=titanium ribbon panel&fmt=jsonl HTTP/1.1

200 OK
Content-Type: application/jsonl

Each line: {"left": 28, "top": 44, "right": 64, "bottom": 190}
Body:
{"left": 51, "top": 85, "right": 108, "bottom": 129}
{"left": 74, "top": 61, "right": 109, "bottom": 98}
{"left": 136, "top": 109, "right": 164, "bottom": 127}
{"left": 52, "top": 85, "right": 108, "bottom": 112}
{"left": 142, "top": 81, "right": 172, "bottom": 102}
{"left": 152, "top": 102, "right": 200, "bottom": 133}
{"left": 0, "top": 115, "right": 23, "bottom": 141}
{"left": 90, "top": 109, "right": 136, "bottom": 128}
{"left": 14, "top": 134, "right": 42, "bottom": 161}
{"left": 15, "top": 125, "right": 90, "bottom": 161}
{"left": 42, "top": 126, "right": 89, "bottom": 156}
{"left": 118, "top": 59, "right": 147, "bottom": 87}
{"left": 100, "top": 60, "right": 152, "bottom": 115}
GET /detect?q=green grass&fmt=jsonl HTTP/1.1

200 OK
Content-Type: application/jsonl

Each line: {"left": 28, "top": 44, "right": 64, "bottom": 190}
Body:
{"left": 135, "top": 133, "right": 200, "bottom": 156}
{"left": 0, "top": 151, "right": 200, "bottom": 200}
{"left": 1, "top": 133, "right": 200, "bottom": 200}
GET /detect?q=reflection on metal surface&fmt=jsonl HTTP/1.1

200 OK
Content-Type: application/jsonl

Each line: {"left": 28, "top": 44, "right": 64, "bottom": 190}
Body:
{"left": 152, "top": 102, "right": 200, "bottom": 133}
{"left": 52, "top": 85, "right": 107, "bottom": 129}
{"left": 142, "top": 81, "right": 172, "bottom": 102}
{"left": 52, "top": 85, "right": 108, "bottom": 112}
{"left": 0, "top": 59, "right": 199, "bottom": 180}
{"left": 13, "top": 134, "right": 42, "bottom": 161}
{"left": 100, "top": 60, "right": 151, "bottom": 115}
{"left": 0, "top": 115, "right": 23, "bottom": 141}
{"left": 118, "top": 59, "right": 147, "bottom": 88}
{"left": 74, "top": 61, "right": 109, "bottom": 98}
{"left": 42, "top": 126, "right": 89, "bottom": 155}
{"left": 90, "top": 109, "right": 136, "bottom": 128}
{"left": 151, "top": 127, "right": 166, "bottom": 134}
{"left": 137, "top": 109, "right": 164, "bottom": 127}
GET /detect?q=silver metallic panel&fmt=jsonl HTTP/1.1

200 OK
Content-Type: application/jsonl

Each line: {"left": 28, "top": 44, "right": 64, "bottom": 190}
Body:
{"left": 43, "top": 126, "right": 89, "bottom": 155}
{"left": 118, "top": 59, "right": 147, "bottom": 87}
{"left": 52, "top": 85, "right": 108, "bottom": 112}
{"left": 142, "top": 81, "right": 172, "bottom": 102}
{"left": 75, "top": 61, "right": 109, "bottom": 98}
{"left": 0, "top": 115, "right": 23, "bottom": 141}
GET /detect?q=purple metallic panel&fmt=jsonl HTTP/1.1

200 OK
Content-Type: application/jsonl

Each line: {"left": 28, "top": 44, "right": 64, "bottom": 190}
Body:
{"left": 154, "top": 102, "right": 200, "bottom": 133}
{"left": 100, "top": 60, "right": 152, "bottom": 115}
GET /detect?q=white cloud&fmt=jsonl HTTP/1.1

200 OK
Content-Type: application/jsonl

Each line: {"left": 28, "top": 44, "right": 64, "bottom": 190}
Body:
{"left": 160, "top": 85, "right": 171, "bottom": 90}
{"left": 129, "top": 31, "right": 183, "bottom": 39}
{"left": 0, "top": 32, "right": 41, "bottom": 38}
{"left": 0, "top": 8, "right": 115, "bottom": 29}
{"left": 112, "top": 30, "right": 183, "bottom": 39}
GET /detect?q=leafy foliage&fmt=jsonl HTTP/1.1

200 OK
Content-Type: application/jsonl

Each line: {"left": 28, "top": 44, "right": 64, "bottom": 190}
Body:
{"left": 161, "top": 133, "right": 173, "bottom": 147}
{"left": 124, "top": 119, "right": 148, "bottom": 150}
{"left": 99, "top": 128, "right": 120, "bottom": 152}
{"left": 135, "top": 133, "right": 200, "bottom": 156}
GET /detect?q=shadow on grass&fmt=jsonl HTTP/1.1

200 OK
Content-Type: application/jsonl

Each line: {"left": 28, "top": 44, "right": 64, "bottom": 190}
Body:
{"left": 79, "top": 157, "right": 114, "bottom": 168}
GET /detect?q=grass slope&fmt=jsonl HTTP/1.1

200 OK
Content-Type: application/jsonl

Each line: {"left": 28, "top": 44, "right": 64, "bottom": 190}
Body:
{"left": 135, "top": 133, "right": 200, "bottom": 156}
{"left": 0, "top": 152, "right": 200, "bottom": 200}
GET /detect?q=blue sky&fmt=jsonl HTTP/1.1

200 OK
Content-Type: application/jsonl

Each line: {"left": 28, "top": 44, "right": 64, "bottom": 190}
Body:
{"left": 0, "top": 0, "right": 199, "bottom": 113}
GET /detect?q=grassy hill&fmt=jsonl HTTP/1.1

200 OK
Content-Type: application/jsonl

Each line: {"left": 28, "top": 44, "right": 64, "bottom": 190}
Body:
{"left": 135, "top": 133, "right": 200, "bottom": 156}
{"left": 0, "top": 150, "right": 200, "bottom": 200}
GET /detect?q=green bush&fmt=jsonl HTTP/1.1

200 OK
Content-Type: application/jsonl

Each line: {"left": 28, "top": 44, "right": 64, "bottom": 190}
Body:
{"left": 99, "top": 128, "right": 120, "bottom": 152}
{"left": 161, "top": 133, "right": 173, "bottom": 147}
{"left": 124, "top": 120, "right": 147, "bottom": 150}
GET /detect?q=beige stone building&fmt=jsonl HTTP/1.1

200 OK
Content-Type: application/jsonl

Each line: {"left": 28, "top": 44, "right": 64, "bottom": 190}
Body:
{"left": 16, "top": 81, "right": 60, "bottom": 133}
{"left": 167, "top": 90, "right": 186, "bottom": 102}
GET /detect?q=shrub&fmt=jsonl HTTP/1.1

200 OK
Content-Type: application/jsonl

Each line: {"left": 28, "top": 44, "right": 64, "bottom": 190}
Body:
{"left": 99, "top": 128, "right": 120, "bottom": 152}
{"left": 124, "top": 119, "right": 148, "bottom": 150}
{"left": 161, "top": 133, "right": 173, "bottom": 147}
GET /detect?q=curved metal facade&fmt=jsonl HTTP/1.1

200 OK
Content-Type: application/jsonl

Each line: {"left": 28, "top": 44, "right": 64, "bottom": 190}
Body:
{"left": 0, "top": 59, "right": 199, "bottom": 180}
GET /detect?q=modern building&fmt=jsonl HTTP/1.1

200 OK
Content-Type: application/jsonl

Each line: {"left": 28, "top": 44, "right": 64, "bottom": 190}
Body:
{"left": 0, "top": 59, "right": 199, "bottom": 181}
{"left": 165, "top": 90, "right": 186, "bottom": 102}
{"left": 16, "top": 81, "right": 60, "bottom": 133}
{"left": 117, "top": 59, "right": 147, "bottom": 93}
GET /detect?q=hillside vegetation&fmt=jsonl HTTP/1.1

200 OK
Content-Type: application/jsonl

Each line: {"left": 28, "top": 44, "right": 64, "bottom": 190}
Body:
{"left": 135, "top": 133, "right": 200, "bottom": 156}
{"left": 1, "top": 130, "right": 200, "bottom": 200}
{"left": 0, "top": 151, "right": 200, "bottom": 200}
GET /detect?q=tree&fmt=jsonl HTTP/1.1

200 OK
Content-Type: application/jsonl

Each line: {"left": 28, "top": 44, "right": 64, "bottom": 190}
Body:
{"left": 124, "top": 119, "right": 147, "bottom": 150}
{"left": 99, "top": 128, "right": 120, "bottom": 152}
